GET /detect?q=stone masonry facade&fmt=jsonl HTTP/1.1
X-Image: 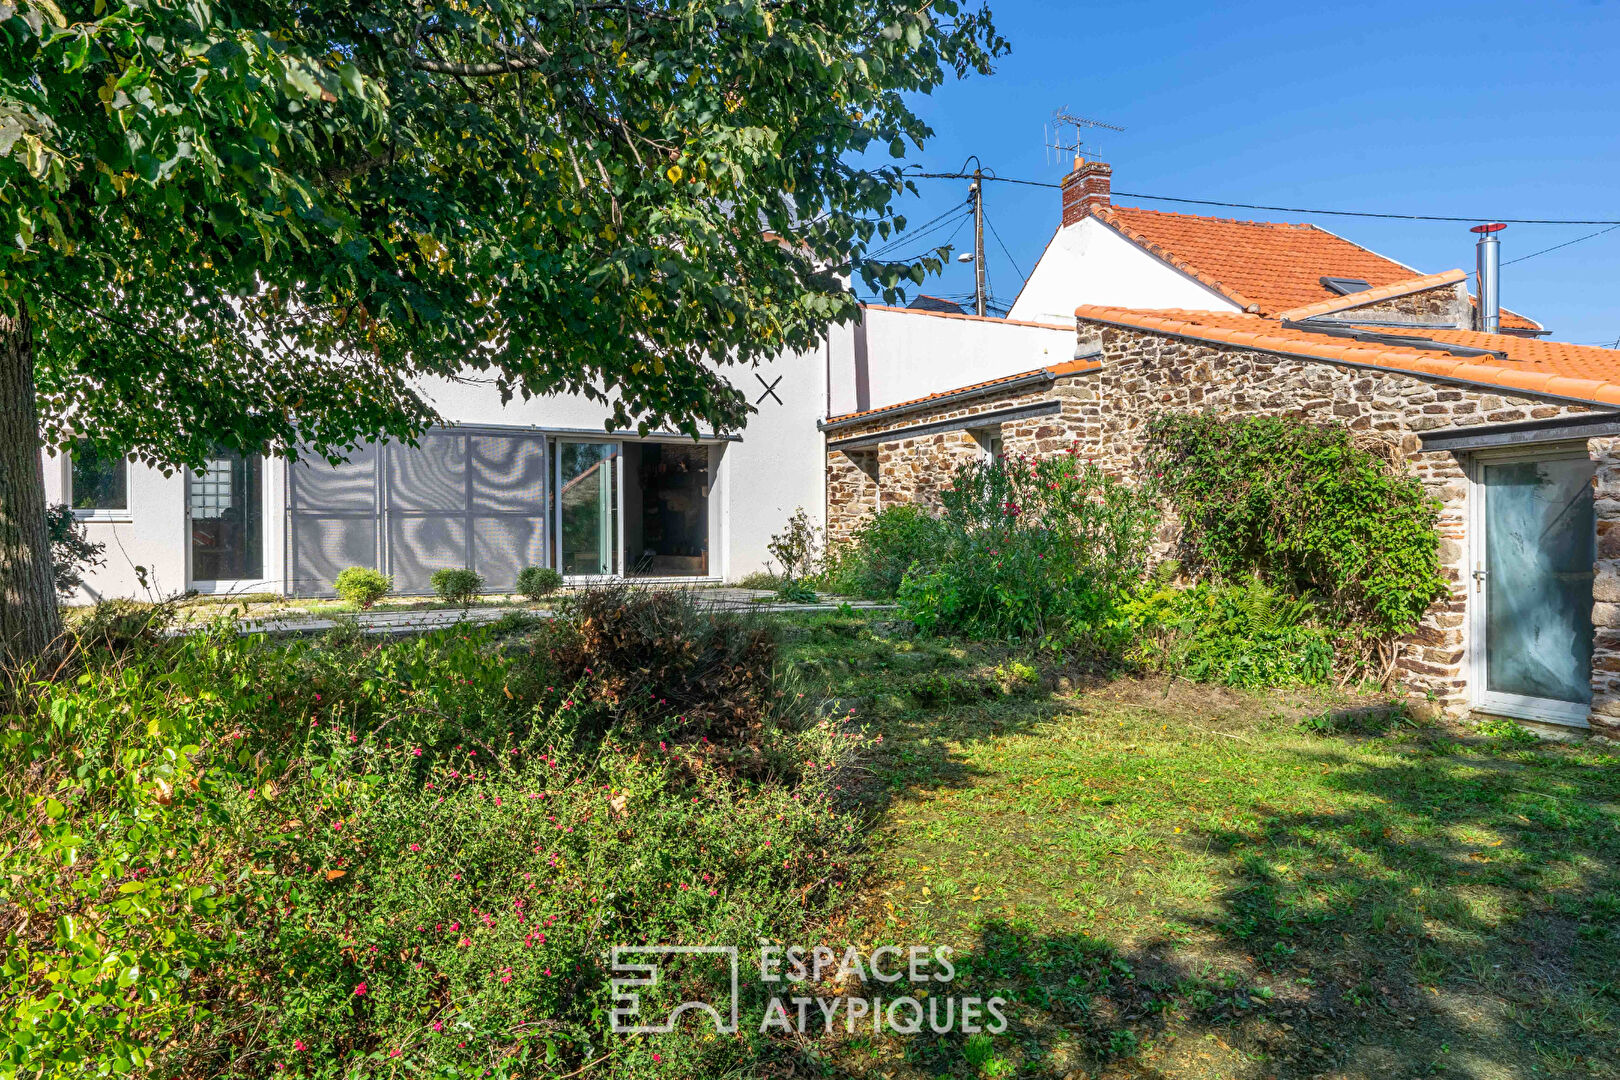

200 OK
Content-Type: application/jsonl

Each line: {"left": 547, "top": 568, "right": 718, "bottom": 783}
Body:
{"left": 824, "top": 322, "right": 1620, "bottom": 735}
{"left": 1318, "top": 281, "right": 1474, "bottom": 327}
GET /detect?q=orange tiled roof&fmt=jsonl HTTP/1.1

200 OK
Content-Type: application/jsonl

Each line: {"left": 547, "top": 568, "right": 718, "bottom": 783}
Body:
{"left": 1092, "top": 205, "right": 1542, "bottom": 331}
{"left": 823, "top": 355, "right": 1101, "bottom": 427}
{"left": 1073, "top": 306, "right": 1620, "bottom": 407}
{"left": 1275, "top": 270, "right": 1467, "bottom": 322}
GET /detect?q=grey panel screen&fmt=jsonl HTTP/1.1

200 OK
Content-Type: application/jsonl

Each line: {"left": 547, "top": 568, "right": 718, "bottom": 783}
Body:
{"left": 288, "top": 428, "right": 550, "bottom": 596}
{"left": 472, "top": 435, "right": 548, "bottom": 512}
{"left": 472, "top": 516, "right": 549, "bottom": 591}
{"left": 289, "top": 445, "right": 377, "bottom": 511}
{"left": 389, "top": 514, "right": 469, "bottom": 594}
{"left": 289, "top": 517, "right": 378, "bottom": 596}
{"left": 388, "top": 433, "right": 467, "bottom": 511}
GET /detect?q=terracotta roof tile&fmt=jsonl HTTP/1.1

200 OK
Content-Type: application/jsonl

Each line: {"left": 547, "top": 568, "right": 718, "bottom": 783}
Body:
{"left": 1091, "top": 206, "right": 1542, "bottom": 331}
{"left": 1073, "top": 306, "right": 1620, "bottom": 407}
{"left": 823, "top": 355, "right": 1102, "bottom": 427}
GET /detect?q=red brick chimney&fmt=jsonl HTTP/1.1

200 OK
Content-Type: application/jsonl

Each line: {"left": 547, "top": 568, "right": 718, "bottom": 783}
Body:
{"left": 1060, "top": 157, "right": 1112, "bottom": 226}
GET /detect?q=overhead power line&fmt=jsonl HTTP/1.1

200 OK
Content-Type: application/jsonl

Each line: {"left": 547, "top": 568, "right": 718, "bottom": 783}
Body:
{"left": 1501, "top": 223, "right": 1620, "bottom": 267}
{"left": 904, "top": 170, "right": 1620, "bottom": 226}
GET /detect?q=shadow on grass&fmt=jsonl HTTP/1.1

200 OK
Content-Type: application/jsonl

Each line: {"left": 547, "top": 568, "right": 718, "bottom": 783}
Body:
{"left": 782, "top": 621, "right": 1620, "bottom": 1079}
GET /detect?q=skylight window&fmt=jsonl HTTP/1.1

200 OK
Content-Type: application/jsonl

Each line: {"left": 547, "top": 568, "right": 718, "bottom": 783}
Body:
{"left": 1320, "top": 276, "right": 1372, "bottom": 295}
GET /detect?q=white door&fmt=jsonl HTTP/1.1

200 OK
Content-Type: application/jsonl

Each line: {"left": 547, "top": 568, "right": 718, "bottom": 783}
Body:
{"left": 1469, "top": 446, "right": 1596, "bottom": 726}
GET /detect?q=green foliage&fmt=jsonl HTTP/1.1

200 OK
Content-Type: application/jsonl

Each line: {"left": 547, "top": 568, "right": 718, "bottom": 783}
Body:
{"left": 822, "top": 503, "right": 950, "bottom": 600}
{"left": 4, "top": 0, "right": 1007, "bottom": 470}
{"left": 1116, "top": 578, "right": 1334, "bottom": 690}
{"left": 514, "top": 565, "right": 563, "bottom": 601}
{"left": 1477, "top": 716, "right": 1540, "bottom": 746}
{"left": 67, "top": 596, "right": 176, "bottom": 652}
{"left": 333, "top": 565, "right": 393, "bottom": 609}
{"left": 895, "top": 452, "right": 1158, "bottom": 648}
{"left": 775, "top": 579, "right": 820, "bottom": 604}
{"left": 736, "top": 570, "right": 785, "bottom": 591}
{"left": 44, "top": 502, "right": 102, "bottom": 599}
{"left": 767, "top": 506, "right": 821, "bottom": 582}
{"left": 1299, "top": 703, "right": 1419, "bottom": 737}
{"left": 430, "top": 567, "right": 483, "bottom": 606}
{"left": 564, "top": 586, "right": 781, "bottom": 748}
{"left": 1, "top": 599, "right": 862, "bottom": 1078}
{"left": 1145, "top": 415, "right": 1449, "bottom": 658}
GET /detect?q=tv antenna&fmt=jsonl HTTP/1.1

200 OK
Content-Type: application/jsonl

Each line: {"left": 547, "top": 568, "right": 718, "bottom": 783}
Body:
{"left": 1045, "top": 110, "right": 1125, "bottom": 166}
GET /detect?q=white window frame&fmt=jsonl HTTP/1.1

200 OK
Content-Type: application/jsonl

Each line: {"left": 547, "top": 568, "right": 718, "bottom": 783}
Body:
{"left": 552, "top": 437, "right": 623, "bottom": 581}
{"left": 65, "top": 446, "right": 132, "bottom": 522}
{"left": 1467, "top": 442, "right": 1594, "bottom": 728}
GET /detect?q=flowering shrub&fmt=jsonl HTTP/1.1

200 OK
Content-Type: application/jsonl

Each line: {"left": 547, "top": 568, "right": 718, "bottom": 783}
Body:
{"left": 896, "top": 450, "right": 1158, "bottom": 649}
{"left": 1, "top": 601, "right": 864, "bottom": 1079}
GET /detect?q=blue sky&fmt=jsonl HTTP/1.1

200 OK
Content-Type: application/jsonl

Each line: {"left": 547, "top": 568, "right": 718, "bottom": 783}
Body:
{"left": 870, "top": 0, "right": 1620, "bottom": 344}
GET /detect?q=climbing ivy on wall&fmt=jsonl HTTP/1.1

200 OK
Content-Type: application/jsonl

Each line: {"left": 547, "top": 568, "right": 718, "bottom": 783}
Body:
{"left": 1144, "top": 414, "right": 1450, "bottom": 660}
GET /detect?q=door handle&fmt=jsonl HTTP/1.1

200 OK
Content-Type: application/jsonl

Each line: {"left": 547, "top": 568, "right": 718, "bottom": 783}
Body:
{"left": 1472, "top": 567, "right": 1488, "bottom": 593}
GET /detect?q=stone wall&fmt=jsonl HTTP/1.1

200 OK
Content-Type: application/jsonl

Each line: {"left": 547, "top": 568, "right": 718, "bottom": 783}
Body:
{"left": 1588, "top": 436, "right": 1620, "bottom": 737}
{"left": 1315, "top": 281, "right": 1471, "bottom": 327}
{"left": 824, "top": 319, "right": 1607, "bottom": 722}
{"left": 1080, "top": 325, "right": 1592, "bottom": 711}
{"left": 823, "top": 374, "right": 1100, "bottom": 542}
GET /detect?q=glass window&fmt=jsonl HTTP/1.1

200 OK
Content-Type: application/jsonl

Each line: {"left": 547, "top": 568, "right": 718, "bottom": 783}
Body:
{"left": 71, "top": 441, "right": 128, "bottom": 514}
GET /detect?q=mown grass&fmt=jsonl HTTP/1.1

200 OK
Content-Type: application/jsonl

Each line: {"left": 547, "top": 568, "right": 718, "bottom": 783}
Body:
{"left": 779, "top": 613, "right": 1620, "bottom": 1080}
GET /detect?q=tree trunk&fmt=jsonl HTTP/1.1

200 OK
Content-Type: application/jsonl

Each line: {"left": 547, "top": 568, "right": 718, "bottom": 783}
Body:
{"left": 0, "top": 307, "right": 63, "bottom": 666}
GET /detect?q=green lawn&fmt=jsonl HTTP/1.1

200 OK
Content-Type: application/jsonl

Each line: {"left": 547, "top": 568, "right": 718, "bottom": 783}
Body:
{"left": 781, "top": 614, "right": 1620, "bottom": 1080}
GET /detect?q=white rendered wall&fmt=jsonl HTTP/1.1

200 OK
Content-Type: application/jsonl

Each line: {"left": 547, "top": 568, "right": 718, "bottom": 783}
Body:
{"left": 50, "top": 345, "right": 828, "bottom": 601}
{"left": 826, "top": 306, "right": 1077, "bottom": 418}
{"left": 1006, "top": 217, "right": 1240, "bottom": 325}
{"left": 44, "top": 452, "right": 287, "bottom": 602}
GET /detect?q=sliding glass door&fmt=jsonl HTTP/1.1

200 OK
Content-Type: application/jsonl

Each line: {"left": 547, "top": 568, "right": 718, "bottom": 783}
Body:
{"left": 556, "top": 441, "right": 619, "bottom": 577}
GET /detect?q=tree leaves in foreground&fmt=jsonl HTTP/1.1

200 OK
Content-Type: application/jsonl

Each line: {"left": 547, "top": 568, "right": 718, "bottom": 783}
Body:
{"left": 0, "top": 0, "right": 1005, "bottom": 656}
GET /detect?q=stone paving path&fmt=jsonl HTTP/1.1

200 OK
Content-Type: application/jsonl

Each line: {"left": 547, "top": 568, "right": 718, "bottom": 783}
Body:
{"left": 236, "top": 589, "right": 893, "bottom": 636}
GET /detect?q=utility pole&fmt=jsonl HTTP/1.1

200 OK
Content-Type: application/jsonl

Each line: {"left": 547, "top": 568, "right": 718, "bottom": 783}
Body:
{"left": 971, "top": 164, "right": 986, "bottom": 318}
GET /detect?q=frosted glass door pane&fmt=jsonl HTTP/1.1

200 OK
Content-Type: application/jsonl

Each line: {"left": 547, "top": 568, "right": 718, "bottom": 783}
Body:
{"left": 1484, "top": 458, "right": 1595, "bottom": 703}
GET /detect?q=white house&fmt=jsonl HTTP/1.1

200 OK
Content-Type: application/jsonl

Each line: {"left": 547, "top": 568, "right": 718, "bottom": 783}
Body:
{"left": 49, "top": 300, "right": 1080, "bottom": 601}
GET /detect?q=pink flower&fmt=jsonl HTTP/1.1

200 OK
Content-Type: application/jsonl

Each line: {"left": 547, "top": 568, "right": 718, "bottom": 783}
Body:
{"left": 354, "top": 981, "right": 368, "bottom": 996}
{"left": 332, "top": 821, "right": 342, "bottom": 832}
{"left": 411, "top": 747, "right": 423, "bottom": 757}
{"left": 294, "top": 1040, "right": 307, "bottom": 1052}
{"left": 389, "top": 1049, "right": 401, "bottom": 1058}
{"left": 449, "top": 921, "right": 460, "bottom": 931}
{"left": 653, "top": 1053, "right": 662, "bottom": 1063}
{"left": 460, "top": 937, "right": 471, "bottom": 947}
{"left": 494, "top": 797, "right": 502, "bottom": 807}
{"left": 432, "top": 1020, "right": 444, "bottom": 1032}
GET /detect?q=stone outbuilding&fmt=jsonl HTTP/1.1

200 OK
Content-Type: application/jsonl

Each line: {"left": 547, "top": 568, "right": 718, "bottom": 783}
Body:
{"left": 823, "top": 162, "right": 1620, "bottom": 735}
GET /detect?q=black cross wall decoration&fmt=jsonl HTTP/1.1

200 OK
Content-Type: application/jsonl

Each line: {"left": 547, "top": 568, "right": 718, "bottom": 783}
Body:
{"left": 755, "top": 373, "right": 784, "bottom": 405}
